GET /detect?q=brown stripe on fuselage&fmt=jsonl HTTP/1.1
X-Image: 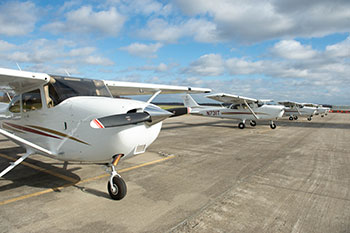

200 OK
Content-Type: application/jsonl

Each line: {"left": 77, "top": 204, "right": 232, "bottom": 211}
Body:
{"left": 2, "top": 123, "right": 27, "bottom": 134}
{"left": 28, "top": 125, "right": 90, "bottom": 146}
{"left": 221, "top": 112, "right": 268, "bottom": 115}
{"left": 4, "top": 122, "right": 61, "bottom": 140}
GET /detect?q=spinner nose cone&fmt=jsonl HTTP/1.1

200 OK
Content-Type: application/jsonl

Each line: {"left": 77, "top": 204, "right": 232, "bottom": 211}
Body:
{"left": 144, "top": 105, "right": 173, "bottom": 126}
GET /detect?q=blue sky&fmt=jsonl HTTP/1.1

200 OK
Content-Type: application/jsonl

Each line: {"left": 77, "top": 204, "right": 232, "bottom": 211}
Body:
{"left": 0, "top": 0, "right": 349, "bottom": 104}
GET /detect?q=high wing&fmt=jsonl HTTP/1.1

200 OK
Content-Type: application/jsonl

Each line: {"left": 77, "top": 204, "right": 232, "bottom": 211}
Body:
{"left": 206, "top": 93, "right": 257, "bottom": 104}
{"left": 278, "top": 101, "right": 303, "bottom": 108}
{"left": 104, "top": 80, "right": 211, "bottom": 96}
{"left": 0, "top": 68, "right": 49, "bottom": 93}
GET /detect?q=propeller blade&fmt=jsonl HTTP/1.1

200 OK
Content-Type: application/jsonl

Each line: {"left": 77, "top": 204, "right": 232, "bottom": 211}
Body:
{"left": 166, "top": 107, "right": 190, "bottom": 117}
{"left": 90, "top": 105, "right": 173, "bottom": 129}
{"left": 91, "top": 112, "right": 151, "bottom": 128}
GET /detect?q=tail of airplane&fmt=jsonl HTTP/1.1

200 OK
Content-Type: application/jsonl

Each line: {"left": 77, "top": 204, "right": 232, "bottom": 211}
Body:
{"left": 182, "top": 94, "right": 200, "bottom": 108}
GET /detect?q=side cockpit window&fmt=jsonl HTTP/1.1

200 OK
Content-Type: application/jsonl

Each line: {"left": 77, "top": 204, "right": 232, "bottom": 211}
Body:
{"left": 22, "top": 89, "right": 42, "bottom": 112}
{"left": 9, "top": 95, "right": 21, "bottom": 113}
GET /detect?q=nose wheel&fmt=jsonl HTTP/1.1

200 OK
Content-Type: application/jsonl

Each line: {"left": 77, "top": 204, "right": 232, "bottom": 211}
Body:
{"left": 238, "top": 122, "right": 245, "bottom": 129}
{"left": 107, "top": 154, "right": 127, "bottom": 200}
{"left": 270, "top": 121, "right": 277, "bottom": 129}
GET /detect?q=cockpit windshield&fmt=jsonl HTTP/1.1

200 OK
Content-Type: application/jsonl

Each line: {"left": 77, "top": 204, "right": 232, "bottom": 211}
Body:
{"left": 47, "top": 75, "right": 111, "bottom": 106}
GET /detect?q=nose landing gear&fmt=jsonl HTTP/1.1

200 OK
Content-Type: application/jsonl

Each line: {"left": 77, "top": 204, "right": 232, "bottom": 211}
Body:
{"left": 270, "top": 121, "right": 277, "bottom": 129}
{"left": 107, "top": 154, "right": 127, "bottom": 200}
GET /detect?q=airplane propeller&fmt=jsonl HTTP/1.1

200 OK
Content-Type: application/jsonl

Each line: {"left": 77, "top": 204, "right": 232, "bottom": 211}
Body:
{"left": 166, "top": 107, "right": 190, "bottom": 117}
{"left": 90, "top": 105, "right": 173, "bottom": 129}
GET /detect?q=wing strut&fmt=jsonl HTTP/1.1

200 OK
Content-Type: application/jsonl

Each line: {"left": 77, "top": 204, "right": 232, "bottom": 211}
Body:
{"left": 244, "top": 100, "right": 259, "bottom": 120}
{"left": 0, "top": 150, "right": 32, "bottom": 177}
{"left": 0, "top": 128, "right": 54, "bottom": 177}
{"left": 146, "top": 90, "right": 161, "bottom": 104}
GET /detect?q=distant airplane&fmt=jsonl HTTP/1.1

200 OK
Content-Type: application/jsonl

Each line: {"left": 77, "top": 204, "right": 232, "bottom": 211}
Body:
{"left": 182, "top": 93, "right": 285, "bottom": 129}
{"left": 0, "top": 67, "right": 211, "bottom": 200}
{"left": 278, "top": 101, "right": 317, "bottom": 121}
{"left": 303, "top": 103, "right": 330, "bottom": 117}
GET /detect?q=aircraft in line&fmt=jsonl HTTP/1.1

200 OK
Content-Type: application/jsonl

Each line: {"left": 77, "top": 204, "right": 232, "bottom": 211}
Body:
{"left": 303, "top": 103, "right": 330, "bottom": 117}
{"left": 182, "top": 93, "right": 285, "bottom": 129}
{"left": 0, "top": 67, "right": 211, "bottom": 200}
{"left": 278, "top": 101, "right": 317, "bottom": 121}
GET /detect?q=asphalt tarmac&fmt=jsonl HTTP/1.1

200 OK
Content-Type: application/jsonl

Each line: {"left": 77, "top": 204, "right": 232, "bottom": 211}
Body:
{"left": 1, "top": 113, "right": 350, "bottom": 233}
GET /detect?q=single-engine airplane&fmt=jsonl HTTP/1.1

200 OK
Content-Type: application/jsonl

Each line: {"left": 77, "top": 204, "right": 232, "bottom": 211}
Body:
{"left": 182, "top": 93, "right": 285, "bottom": 129}
{"left": 303, "top": 103, "right": 330, "bottom": 117}
{"left": 0, "top": 67, "right": 211, "bottom": 200}
{"left": 278, "top": 101, "right": 317, "bottom": 121}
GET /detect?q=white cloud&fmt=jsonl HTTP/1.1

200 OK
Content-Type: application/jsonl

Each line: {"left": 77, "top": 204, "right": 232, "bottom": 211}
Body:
{"left": 43, "top": 6, "right": 126, "bottom": 37}
{"left": 119, "top": 42, "right": 163, "bottom": 58}
{"left": 226, "top": 58, "right": 263, "bottom": 75}
{"left": 184, "top": 54, "right": 225, "bottom": 76}
{"left": 325, "top": 37, "right": 350, "bottom": 58}
{"left": 0, "top": 1, "right": 38, "bottom": 36}
{"left": 84, "top": 56, "right": 114, "bottom": 66}
{"left": 0, "top": 38, "right": 114, "bottom": 69}
{"left": 0, "top": 40, "right": 15, "bottom": 52}
{"left": 271, "top": 40, "right": 318, "bottom": 60}
{"left": 138, "top": 18, "right": 218, "bottom": 43}
{"left": 69, "top": 47, "right": 96, "bottom": 57}
{"left": 174, "top": 0, "right": 350, "bottom": 43}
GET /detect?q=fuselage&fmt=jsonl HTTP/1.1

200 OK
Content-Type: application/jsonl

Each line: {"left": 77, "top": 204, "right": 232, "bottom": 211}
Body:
{"left": 0, "top": 76, "right": 166, "bottom": 162}
{"left": 190, "top": 104, "right": 285, "bottom": 121}
{"left": 283, "top": 106, "right": 316, "bottom": 118}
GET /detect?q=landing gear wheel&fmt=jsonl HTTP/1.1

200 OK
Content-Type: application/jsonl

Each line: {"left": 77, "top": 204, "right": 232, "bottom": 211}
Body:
{"left": 270, "top": 123, "right": 277, "bottom": 129}
{"left": 108, "top": 176, "right": 127, "bottom": 200}
{"left": 294, "top": 116, "right": 298, "bottom": 120}
{"left": 307, "top": 117, "right": 312, "bottom": 121}
{"left": 289, "top": 116, "right": 293, "bottom": 121}
{"left": 321, "top": 115, "right": 324, "bottom": 117}
{"left": 238, "top": 122, "right": 245, "bottom": 129}
{"left": 250, "top": 120, "right": 257, "bottom": 127}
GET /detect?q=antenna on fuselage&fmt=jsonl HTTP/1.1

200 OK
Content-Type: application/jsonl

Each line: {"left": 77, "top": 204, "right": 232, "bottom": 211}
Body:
{"left": 16, "top": 63, "right": 22, "bottom": 71}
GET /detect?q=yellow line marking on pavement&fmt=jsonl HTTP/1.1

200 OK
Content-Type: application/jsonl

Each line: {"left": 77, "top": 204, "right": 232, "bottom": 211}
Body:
{"left": 0, "top": 153, "right": 78, "bottom": 183}
{"left": 0, "top": 155, "right": 175, "bottom": 206}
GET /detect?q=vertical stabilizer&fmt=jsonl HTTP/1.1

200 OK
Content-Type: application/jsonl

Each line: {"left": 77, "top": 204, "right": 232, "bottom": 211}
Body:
{"left": 182, "top": 94, "right": 200, "bottom": 108}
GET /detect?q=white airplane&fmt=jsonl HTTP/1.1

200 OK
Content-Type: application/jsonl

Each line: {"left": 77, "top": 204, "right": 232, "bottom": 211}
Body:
{"left": 303, "top": 103, "right": 330, "bottom": 117}
{"left": 278, "top": 101, "right": 317, "bottom": 121}
{"left": 0, "top": 67, "right": 211, "bottom": 200}
{"left": 182, "top": 93, "right": 285, "bottom": 129}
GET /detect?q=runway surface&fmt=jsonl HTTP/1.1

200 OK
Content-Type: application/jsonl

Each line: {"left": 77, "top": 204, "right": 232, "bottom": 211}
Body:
{"left": 1, "top": 113, "right": 350, "bottom": 233}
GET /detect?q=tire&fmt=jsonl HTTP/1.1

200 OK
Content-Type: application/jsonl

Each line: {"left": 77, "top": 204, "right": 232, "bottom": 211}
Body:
{"left": 238, "top": 122, "right": 245, "bottom": 129}
{"left": 270, "top": 123, "right": 276, "bottom": 129}
{"left": 108, "top": 176, "right": 127, "bottom": 200}
{"left": 294, "top": 116, "right": 298, "bottom": 120}
{"left": 250, "top": 120, "right": 256, "bottom": 127}
{"left": 289, "top": 116, "right": 293, "bottom": 121}
{"left": 307, "top": 117, "right": 312, "bottom": 121}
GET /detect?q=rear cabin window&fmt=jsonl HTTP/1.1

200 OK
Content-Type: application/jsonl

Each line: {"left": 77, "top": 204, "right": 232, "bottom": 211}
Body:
{"left": 22, "top": 89, "right": 42, "bottom": 112}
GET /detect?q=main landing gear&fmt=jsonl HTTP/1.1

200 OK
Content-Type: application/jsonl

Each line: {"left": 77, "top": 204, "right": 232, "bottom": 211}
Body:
{"left": 107, "top": 154, "right": 127, "bottom": 200}
{"left": 307, "top": 116, "right": 312, "bottom": 121}
{"left": 250, "top": 120, "right": 257, "bottom": 127}
{"left": 289, "top": 115, "right": 298, "bottom": 121}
